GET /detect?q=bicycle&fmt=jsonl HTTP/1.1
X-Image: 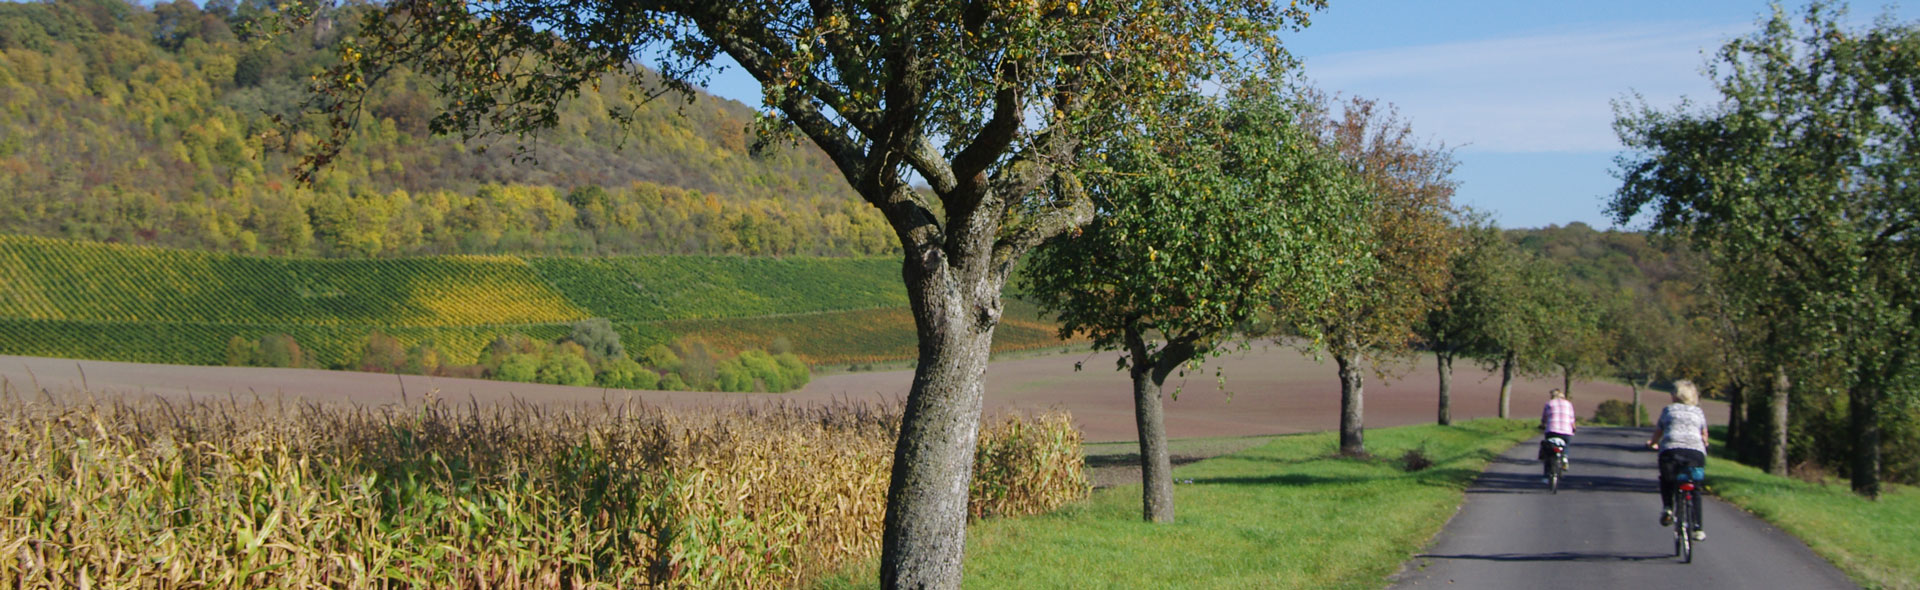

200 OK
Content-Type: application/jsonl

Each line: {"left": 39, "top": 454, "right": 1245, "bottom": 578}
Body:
{"left": 1671, "top": 465, "right": 1705, "bottom": 563}
{"left": 1541, "top": 435, "right": 1569, "bottom": 494}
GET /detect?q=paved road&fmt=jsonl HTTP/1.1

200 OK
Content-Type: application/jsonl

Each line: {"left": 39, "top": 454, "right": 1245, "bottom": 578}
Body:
{"left": 1389, "top": 427, "right": 1856, "bottom": 589}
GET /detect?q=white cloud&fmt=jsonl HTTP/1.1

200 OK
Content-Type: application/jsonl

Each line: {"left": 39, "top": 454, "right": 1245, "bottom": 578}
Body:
{"left": 1301, "top": 21, "right": 1752, "bottom": 153}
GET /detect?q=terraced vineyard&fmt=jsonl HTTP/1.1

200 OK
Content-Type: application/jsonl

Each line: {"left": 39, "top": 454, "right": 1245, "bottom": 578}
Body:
{"left": 529, "top": 256, "right": 907, "bottom": 321}
{"left": 0, "top": 235, "right": 1067, "bottom": 369}
{"left": 0, "top": 235, "right": 590, "bottom": 326}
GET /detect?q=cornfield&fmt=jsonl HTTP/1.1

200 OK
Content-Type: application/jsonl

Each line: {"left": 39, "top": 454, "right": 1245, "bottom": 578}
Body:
{"left": 0, "top": 390, "right": 1088, "bottom": 588}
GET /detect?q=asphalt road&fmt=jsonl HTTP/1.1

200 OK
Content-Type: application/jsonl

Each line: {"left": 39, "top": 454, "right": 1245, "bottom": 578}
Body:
{"left": 1388, "top": 427, "right": 1857, "bottom": 589}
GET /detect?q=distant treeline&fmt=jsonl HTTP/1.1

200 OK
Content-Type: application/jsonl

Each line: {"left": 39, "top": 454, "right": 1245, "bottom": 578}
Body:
{"left": 0, "top": 0, "right": 896, "bottom": 257}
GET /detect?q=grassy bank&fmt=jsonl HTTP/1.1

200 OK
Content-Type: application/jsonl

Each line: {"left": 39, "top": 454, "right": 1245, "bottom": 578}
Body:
{"left": 1706, "top": 449, "right": 1920, "bottom": 590}
{"left": 819, "top": 418, "right": 1535, "bottom": 589}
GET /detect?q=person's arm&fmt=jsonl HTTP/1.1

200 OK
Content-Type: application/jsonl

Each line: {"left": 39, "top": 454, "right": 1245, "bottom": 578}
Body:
{"left": 1647, "top": 408, "right": 1666, "bottom": 448}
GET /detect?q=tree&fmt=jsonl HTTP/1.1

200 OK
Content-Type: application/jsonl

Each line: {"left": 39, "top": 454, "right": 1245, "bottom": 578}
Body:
{"left": 1418, "top": 225, "right": 1510, "bottom": 419}
{"left": 1291, "top": 93, "right": 1457, "bottom": 456}
{"left": 1475, "top": 251, "right": 1563, "bottom": 418}
{"left": 1611, "top": 1, "right": 1920, "bottom": 497}
{"left": 1539, "top": 283, "right": 1607, "bottom": 398}
{"left": 299, "top": 1, "right": 1327, "bottom": 584}
{"left": 1023, "top": 88, "right": 1367, "bottom": 523}
{"left": 1607, "top": 289, "right": 1677, "bottom": 427}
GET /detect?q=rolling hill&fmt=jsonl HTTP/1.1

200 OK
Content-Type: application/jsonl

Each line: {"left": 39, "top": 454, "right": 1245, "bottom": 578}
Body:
{"left": 0, "top": 235, "right": 1064, "bottom": 369}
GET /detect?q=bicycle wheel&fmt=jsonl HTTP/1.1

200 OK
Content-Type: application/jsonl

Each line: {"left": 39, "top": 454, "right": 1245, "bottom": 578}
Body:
{"left": 1549, "top": 463, "right": 1560, "bottom": 494}
{"left": 1677, "top": 493, "right": 1693, "bottom": 563}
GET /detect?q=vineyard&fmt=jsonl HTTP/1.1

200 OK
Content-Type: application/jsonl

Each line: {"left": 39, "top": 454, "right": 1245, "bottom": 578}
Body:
{"left": 529, "top": 256, "right": 906, "bottom": 321}
{"left": 0, "top": 236, "right": 1067, "bottom": 370}
{"left": 0, "top": 235, "right": 591, "bottom": 327}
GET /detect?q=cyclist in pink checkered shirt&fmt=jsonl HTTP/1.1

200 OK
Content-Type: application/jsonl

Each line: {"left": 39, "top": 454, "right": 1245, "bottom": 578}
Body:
{"left": 1539, "top": 388, "right": 1576, "bottom": 480}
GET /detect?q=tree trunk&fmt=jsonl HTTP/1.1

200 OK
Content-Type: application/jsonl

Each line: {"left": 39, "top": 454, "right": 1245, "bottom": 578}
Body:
{"left": 879, "top": 255, "right": 1001, "bottom": 589}
{"left": 1635, "top": 378, "right": 1651, "bottom": 430}
{"left": 1726, "top": 381, "right": 1745, "bottom": 463}
{"left": 1498, "top": 350, "right": 1516, "bottom": 419}
{"left": 1125, "top": 328, "right": 1176, "bottom": 523}
{"left": 1436, "top": 352, "right": 1453, "bottom": 426}
{"left": 1561, "top": 364, "right": 1572, "bottom": 398}
{"left": 1629, "top": 378, "right": 1642, "bottom": 428}
{"left": 1849, "top": 382, "right": 1881, "bottom": 498}
{"left": 1337, "top": 351, "right": 1366, "bottom": 456}
{"left": 1771, "top": 365, "right": 1790, "bottom": 477}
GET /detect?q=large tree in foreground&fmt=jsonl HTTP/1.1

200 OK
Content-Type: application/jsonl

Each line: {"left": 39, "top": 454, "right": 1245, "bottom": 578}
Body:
{"left": 1023, "top": 88, "right": 1368, "bottom": 523}
{"left": 298, "top": 0, "right": 1326, "bottom": 584}
{"left": 1612, "top": 1, "right": 1919, "bottom": 497}
{"left": 1289, "top": 93, "right": 1456, "bottom": 456}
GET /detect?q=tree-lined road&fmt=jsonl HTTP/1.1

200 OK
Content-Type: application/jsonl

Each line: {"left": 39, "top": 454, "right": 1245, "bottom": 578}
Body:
{"left": 1389, "top": 427, "right": 1855, "bottom": 589}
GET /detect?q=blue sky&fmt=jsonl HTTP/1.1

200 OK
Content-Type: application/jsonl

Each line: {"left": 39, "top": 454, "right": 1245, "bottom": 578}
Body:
{"left": 689, "top": 1, "right": 1920, "bottom": 230}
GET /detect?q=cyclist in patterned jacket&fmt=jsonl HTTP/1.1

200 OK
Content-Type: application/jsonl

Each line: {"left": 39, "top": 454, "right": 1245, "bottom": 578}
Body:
{"left": 1648, "top": 380, "right": 1710, "bottom": 541}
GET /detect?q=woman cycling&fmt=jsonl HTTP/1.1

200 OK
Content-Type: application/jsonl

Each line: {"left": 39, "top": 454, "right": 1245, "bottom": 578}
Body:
{"left": 1648, "top": 380, "right": 1709, "bottom": 541}
{"left": 1539, "top": 388, "right": 1576, "bottom": 481}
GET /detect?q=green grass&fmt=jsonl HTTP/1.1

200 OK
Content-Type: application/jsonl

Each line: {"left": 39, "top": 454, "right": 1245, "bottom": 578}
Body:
{"left": 1705, "top": 448, "right": 1920, "bottom": 590}
{"left": 816, "top": 419, "right": 1536, "bottom": 589}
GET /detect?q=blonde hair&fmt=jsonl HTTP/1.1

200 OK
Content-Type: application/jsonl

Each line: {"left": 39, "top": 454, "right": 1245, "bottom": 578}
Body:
{"left": 1673, "top": 380, "right": 1700, "bottom": 406}
{"left": 1549, "top": 388, "right": 1567, "bottom": 400}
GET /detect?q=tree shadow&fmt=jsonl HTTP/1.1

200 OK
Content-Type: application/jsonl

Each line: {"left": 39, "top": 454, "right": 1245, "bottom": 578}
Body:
{"left": 1187, "top": 473, "right": 1381, "bottom": 487}
{"left": 1465, "top": 472, "right": 1660, "bottom": 495}
{"left": 1418, "top": 551, "right": 1672, "bottom": 562}
{"left": 1084, "top": 453, "right": 1214, "bottom": 470}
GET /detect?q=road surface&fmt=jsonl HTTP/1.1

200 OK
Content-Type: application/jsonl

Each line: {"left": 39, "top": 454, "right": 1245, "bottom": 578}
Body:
{"left": 1389, "top": 427, "right": 1855, "bottom": 589}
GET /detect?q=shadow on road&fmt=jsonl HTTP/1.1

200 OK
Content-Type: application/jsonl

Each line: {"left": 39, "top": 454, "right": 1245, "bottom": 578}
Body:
{"left": 1418, "top": 551, "right": 1672, "bottom": 563}
{"left": 1465, "top": 472, "right": 1660, "bottom": 495}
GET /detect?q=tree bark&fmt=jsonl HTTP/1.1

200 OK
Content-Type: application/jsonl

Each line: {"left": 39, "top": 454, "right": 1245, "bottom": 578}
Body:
{"left": 1561, "top": 365, "right": 1572, "bottom": 398}
{"left": 1629, "top": 378, "right": 1642, "bottom": 428}
{"left": 1337, "top": 351, "right": 1366, "bottom": 456}
{"left": 1771, "top": 365, "right": 1790, "bottom": 476}
{"left": 1849, "top": 382, "right": 1881, "bottom": 498}
{"left": 1497, "top": 350, "right": 1516, "bottom": 419}
{"left": 879, "top": 251, "right": 1002, "bottom": 589}
{"left": 1436, "top": 352, "right": 1453, "bottom": 426}
{"left": 1124, "top": 327, "right": 1178, "bottom": 523}
{"left": 1726, "top": 381, "right": 1745, "bottom": 462}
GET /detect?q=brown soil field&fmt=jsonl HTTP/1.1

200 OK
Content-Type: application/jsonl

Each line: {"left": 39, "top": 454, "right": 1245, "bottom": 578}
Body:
{"left": 2, "top": 345, "right": 1723, "bottom": 444}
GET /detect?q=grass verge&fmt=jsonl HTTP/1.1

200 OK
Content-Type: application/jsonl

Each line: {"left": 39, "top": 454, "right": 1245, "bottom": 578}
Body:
{"left": 1705, "top": 446, "right": 1920, "bottom": 590}
{"left": 816, "top": 418, "right": 1535, "bottom": 589}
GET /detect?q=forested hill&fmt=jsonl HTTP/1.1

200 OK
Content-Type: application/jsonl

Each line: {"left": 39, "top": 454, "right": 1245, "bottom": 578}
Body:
{"left": 1508, "top": 222, "right": 1700, "bottom": 304}
{"left": 0, "top": 0, "right": 895, "bottom": 257}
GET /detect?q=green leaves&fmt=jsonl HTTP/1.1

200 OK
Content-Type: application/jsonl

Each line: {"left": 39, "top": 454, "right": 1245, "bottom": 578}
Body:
{"left": 1022, "top": 86, "right": 1366, "bottom": 372}
{"left": 1611, "top": 1, "right": 1920, "bottom": 495}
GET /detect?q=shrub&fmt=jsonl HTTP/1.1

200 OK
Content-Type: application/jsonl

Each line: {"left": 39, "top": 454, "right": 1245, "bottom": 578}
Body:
{"left": 595, "top": 357, "right": 658, "bottom": 390}
{"left": 257, "top": 333, "right": 307, "bottom": 368}
{"left": 567, "top": 318, "right": 625, "bottom": 362}
{"left": 537, "top": 350, "right": 594, "bottom": 387}
{"left": 484, "top": 333, "right": 542, "bottom": 368}
{"left": 225, "top": 335, "right": 258, "bottom": 366}
{"left": 356, "top": 331, "right": 408, "bottom": 373}
{"left": 1593, "top": 399, "right": 1649, "bottom": 426}
{"left": 775, "top": 352, "right": 810, "bottom": 390}
{"left": 496, "top": 353, "right": 540, "bottom": 383}
{"left": 659, "top": 373, "right": 688, "bottom": 391}
{"left": 671, "top": 338, "right": 718, "bottom": 390}
{"left": 635, "top": 343, "right": 680, "bottom": 371}
{"left": 403, "top": 342, "right": 443, "bottom": 376}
